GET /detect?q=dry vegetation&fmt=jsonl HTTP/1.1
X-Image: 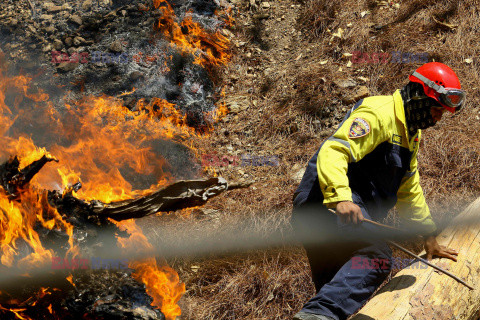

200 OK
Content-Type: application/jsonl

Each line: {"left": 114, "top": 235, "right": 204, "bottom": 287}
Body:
{"left": 140, "top": 0, "right": 480, "bottom": 319}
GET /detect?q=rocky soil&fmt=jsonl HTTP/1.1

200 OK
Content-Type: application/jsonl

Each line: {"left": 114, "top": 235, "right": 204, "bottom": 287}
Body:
{"left": 0, "top": 0, "right": 234, "bottom": 128}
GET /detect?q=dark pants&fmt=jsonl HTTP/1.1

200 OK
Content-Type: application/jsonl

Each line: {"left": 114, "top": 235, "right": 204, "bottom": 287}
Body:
{"left": 291, "top": 192, "right": 392, "bottom": 320}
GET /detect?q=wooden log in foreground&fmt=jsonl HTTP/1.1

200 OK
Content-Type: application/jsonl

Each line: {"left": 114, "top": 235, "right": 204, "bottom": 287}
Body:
{"left": 352, "top": 198, "right": 480, "bottom": 320}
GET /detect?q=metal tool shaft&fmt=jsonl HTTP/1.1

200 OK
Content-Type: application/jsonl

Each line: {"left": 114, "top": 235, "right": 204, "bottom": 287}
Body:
{"left": 327, "top": 208, "right": 474, "bottom": 290}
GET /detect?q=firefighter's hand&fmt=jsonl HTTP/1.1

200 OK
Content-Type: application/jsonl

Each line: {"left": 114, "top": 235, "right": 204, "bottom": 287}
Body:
{"left": 424, "top": 235, "right": 458, "bottom": 261}
{"left": 335, "top": 201, "right": 364, "bottom": 225}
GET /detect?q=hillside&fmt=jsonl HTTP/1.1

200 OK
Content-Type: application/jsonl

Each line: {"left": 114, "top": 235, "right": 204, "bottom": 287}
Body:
{"left": 164, "top": 0, "right": 480, "bottom": 319}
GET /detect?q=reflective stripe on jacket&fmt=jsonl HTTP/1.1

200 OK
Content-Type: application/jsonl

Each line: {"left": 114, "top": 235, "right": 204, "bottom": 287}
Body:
{"left": 295, "top": 90, "right": 436, "bottom": 234}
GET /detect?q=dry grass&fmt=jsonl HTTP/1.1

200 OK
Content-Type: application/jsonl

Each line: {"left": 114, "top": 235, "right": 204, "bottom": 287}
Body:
{"left": 145, "top": 0, "right": 480, "bottom": 319}
{"left": 178, "top": 249, "right": 311, "bottom": 320}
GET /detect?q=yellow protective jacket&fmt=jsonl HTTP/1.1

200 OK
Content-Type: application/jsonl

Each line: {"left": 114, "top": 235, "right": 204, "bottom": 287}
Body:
{"left": 294, "top": 90, "right": 436, "bottom": 234}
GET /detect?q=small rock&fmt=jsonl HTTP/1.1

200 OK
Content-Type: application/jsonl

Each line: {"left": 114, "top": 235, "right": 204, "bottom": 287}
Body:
{"left": 67, "top": 47, "right": 78, "bottom": 55}
{"left": 334, "top": 79, "right": 357, "bottom": 88}
{"left": 227, "top": 101, "right": 248, "bottom": 113}
{"left": 343, "top": 86, "right": 370, "bottom": 104}
{"left": 291, "top": 164, "right": 305, "bottom": 183}
{"left": 73, "top": 36, "right": 86, "bottom": 46}
{"left": 46, "top": 5, "right": 65, "bottom": 13}
{"left": 261, "top": 2, "right": 270, "bottom": 8}
{"left": 82, "top": 0, "right": 92, "bottom": 10}
{"left": 45, "top": 25, "right": 55, "bottom": 33}
{"left": 42, "top": 2, "right": 55, "bottom": 9}
{"left": 56, "top": 62, "right": 78, "bottom": 73}
{"left": 53, "top": 39, "right": 63, "bottom": 50}
{"left": 331, "top": 28, "right": 344, "bottom": 39}
{"left": 42, "top": 44, "right": 52, "bottom": 52}
{"left": 40, "top": 14, "right": 54, "bottom": 21}
{"left": 360, "top": 10, "right": 370, "bottom": 18}
{"left": 109, "top": 40, "right": 123, "bottom": 53}
{"left": 70, "top": 15, "right": 82, "bottom": 25}
{"left": 129, "top": 71, "right": 145, "bottom": 81}
{"left": 64, "top": 37, "right": 73, "bottom": 47}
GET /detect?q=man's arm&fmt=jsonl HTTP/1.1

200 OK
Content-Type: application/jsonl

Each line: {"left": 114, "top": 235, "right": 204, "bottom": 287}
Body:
{"left": 397, "top": 156, "right": 458, "bottom": 261}
{"left": 317, "top": 104, "right": 389, "bottom": 223}
{"left": 396, "top": 169, "right": 436, "bottom": 234}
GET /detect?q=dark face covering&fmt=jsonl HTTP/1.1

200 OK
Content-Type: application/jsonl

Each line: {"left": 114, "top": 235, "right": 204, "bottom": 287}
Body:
{"left": 400, "top": 82, "right": 442, "bottom": 137}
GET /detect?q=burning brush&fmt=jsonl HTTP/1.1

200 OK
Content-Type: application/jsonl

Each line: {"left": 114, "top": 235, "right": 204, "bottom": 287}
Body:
{"left": 0, "top": 0, "right": 235, "bottom": 318}
{"left": 0, "top": 150, "right": 227, "bottom": 319}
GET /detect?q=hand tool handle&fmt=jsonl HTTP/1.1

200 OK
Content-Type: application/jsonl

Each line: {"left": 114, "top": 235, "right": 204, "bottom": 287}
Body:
{"left": 327, "top": 208, "right": 474, "bottom": 290}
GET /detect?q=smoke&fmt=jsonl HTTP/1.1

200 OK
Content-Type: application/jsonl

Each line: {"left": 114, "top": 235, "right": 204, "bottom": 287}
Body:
{"left": 1, "top": 203, "right": 478, "bottom": 286}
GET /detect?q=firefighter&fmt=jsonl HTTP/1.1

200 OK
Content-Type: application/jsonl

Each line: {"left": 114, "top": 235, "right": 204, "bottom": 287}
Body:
{"left": 291, "top": 62, "right": 465, "bottom": 320}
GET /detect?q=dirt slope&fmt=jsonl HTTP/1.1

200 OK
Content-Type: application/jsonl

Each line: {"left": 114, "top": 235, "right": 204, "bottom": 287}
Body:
{"left": 163, "top": 0, "right": 480, "bottom": 319}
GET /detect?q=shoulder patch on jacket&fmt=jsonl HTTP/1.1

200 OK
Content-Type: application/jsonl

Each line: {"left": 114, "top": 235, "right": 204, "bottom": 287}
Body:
{"left": 349, "top": 118, "right": 370, "bottom": 139}
{"left": 392, "top": 134, "right": 402, "bottom": 145}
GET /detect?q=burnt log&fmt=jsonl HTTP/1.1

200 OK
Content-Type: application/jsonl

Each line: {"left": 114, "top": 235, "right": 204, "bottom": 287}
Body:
{"left": 46, "top": 176, "right": 228, "bottom": 223}
{"left": 91, "top": 176, "right": 228, "bottom": 220}
{"left": 0, "top": 154, "right": 57, "bottom": 197}
{"left": 0, "top": 155, "right": 230, "bottom": 222}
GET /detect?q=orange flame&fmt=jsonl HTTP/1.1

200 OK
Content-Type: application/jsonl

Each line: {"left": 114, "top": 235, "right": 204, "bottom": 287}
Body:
{"left": 1, "top": 78, "right": 199, "bottom": 203}
{"left": 153, "top": 1, "right": 232, "bottom": 68}
{"left": 113, "top": 219, "right": 185, "bottom": 320}
{"left": 0, "top": 61, "right": 185, "bottom": 318}
{"left": 0, "top": 306, "right": 28, "bottom": 320}
{"left": 0, "top": 0, "right": 233, "bottom": 315}
{"left": 0, "top": 186, "right": 77, "bottom": 269}
{"left": 66, "top": 275, "right": 75, "bottom": 288}
{"left": 0, "top": 57, "right": 194, "bottom": 320}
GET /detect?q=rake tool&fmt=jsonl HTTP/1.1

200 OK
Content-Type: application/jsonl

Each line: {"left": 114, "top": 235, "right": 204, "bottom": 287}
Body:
{"left": 327, "top": 208, "right": 474, "bottom": 290}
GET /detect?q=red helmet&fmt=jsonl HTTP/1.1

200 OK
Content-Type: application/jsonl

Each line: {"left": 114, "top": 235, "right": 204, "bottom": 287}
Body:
{"left": 409, "top": 62, "right": 465, "bottom": 113}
